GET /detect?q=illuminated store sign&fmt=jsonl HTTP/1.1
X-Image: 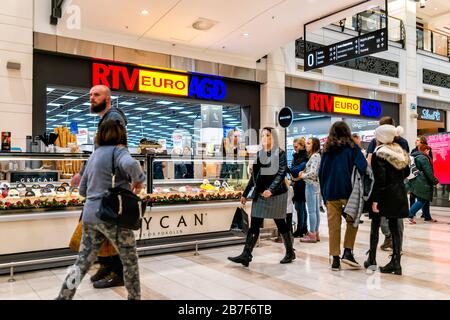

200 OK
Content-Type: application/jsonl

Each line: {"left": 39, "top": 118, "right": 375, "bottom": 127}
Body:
{"left": 92, "top": 62, "right": 226, "bottom": 101}
{"left": 308, "top": 92, "right": 382, "bottom": 118}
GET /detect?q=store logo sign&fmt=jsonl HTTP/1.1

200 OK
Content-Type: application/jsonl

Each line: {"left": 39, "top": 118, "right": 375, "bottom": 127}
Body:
{"left": 308, "top": 93, "right": 381, "bottom": 118}
{"left": 139, "top": 70, "right": 188, "bottom": 96}
{"left": 92, "top": 62, "right": 226, "bottom": 100}
{"left": 419, "top": 108, "right": 441, "bottom": 122}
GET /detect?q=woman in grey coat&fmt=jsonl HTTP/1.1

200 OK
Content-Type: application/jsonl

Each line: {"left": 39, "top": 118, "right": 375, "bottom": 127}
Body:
{"left": 56, "top": 120, "right": 145, "bottom": 300}
{"left": 228, "top": 127, "right": 295, "bottom": 267}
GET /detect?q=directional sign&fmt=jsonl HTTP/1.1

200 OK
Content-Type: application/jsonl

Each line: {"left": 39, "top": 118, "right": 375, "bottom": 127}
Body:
{"left": 304, "top": 28, "right": 388, "bottom": 71}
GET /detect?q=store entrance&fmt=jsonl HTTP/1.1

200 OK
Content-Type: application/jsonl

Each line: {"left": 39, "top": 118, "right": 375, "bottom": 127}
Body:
{"left": 286, "top": 114, "right": 377, "bottom": 163}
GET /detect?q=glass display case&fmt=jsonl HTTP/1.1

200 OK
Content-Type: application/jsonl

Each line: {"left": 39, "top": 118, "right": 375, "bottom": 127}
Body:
{"left": 146, "top": 155, "right": 249, "bottom": 205}
{"left": 0, "top": 152, "right": 147, "bottom": 213}
{"left": 0, "top": 152, "right": 250, "bottom": 214}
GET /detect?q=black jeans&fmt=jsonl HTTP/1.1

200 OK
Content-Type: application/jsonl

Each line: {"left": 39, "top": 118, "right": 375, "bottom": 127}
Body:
{"left": 249, "top": 216, "right": 290, "bottom": 237}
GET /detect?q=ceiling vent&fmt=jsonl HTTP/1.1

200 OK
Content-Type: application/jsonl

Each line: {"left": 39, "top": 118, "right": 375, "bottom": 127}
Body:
{"left": 379, "top": 80, "right": 399, "bottom": 88}
{"left": 424, "top": 88, "right": 439, "bottom": 95}
{"left": 192, "top": 18, "right": 218, "bottom": 31}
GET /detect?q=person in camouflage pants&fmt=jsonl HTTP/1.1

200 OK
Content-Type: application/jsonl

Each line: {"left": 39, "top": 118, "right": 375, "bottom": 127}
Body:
{"left": 56, "top": 222, "right": 140, "bottom": 300}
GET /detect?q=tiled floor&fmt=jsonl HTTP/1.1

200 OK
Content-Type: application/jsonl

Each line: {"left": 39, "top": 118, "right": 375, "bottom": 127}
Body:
{"left": 1, "top": 206, "right": 450, "bottom": 300}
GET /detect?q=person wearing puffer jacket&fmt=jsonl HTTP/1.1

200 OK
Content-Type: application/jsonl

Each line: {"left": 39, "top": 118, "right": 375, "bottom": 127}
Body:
{"left": 406, "top": 144, "right": 439, "bottom": 224}
{"left": 370, "top": 125, "right": 410, "bottom": 275}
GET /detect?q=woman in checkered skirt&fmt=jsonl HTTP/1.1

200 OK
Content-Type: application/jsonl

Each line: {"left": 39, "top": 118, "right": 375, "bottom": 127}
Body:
{"left": 228, "top": 127, "right": 295, "bottom": 267}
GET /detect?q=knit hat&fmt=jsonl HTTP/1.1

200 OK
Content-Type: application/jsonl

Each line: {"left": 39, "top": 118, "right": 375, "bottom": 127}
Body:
{"left": 374, "top": 124, "right": 404, "bottom": 144}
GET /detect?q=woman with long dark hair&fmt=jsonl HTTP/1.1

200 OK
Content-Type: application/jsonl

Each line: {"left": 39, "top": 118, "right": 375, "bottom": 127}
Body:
{"left": 228, "top": 127, "right": 295, "bottom": 267}
{"left": 319, "top": 121, "right": 367, "bottom": 271}
{"left": 299, "top": 137, "right": 321, "bottom": 243}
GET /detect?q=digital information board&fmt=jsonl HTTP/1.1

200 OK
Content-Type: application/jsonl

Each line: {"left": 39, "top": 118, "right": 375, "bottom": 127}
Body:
{"left": 304, "top": 28, "right": 388, "bottom": 71}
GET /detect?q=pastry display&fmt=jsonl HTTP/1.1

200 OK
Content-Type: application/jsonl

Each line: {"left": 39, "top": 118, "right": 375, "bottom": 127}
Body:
{"left": 200, "top": 179, "right": 216, "bottom": 191}
{"left": 70, "top": 187, "right": 79, "bottom": 197}
{"left": 41, "top": 187, "right": 53, "bottom": 197}
{"left": 60, "top": 182, "right": 70, "bottom": 188}
{"left": 56, "top": 186, "right": 67, "bottom": 197}
{"left": 25, "top": 190, "right": 36, "bottom": 197}
{"left": 7, "top": 188, "right": 19, "bottom": 198}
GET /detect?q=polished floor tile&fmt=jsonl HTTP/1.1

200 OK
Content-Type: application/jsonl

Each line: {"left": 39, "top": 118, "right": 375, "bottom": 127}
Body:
{"left": 1, "top": 206, "right": 450, "bottom": 300}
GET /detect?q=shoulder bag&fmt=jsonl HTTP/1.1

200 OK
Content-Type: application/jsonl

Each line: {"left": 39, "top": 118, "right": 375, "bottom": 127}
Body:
{"left": 96, "top": 147, "right": 146, "bottom": 230}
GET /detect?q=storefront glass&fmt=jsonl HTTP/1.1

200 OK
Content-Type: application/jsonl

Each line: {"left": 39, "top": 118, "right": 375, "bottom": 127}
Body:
{"left": 45, "top": 86, "right": 242, "bottom": 154}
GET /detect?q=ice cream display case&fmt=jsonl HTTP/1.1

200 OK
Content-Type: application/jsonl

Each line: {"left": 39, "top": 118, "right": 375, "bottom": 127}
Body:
{"left": 0, "top": 152, "right": 251, "bottom": 259}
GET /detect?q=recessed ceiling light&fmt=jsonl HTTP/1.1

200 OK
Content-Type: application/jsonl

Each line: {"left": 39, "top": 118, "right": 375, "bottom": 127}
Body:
{"left": 168, "top": 120, "right": 178, "bottom": 122}
{"left": 242, "top": 32, "right": 250, "bottom": 37}
{"left": 169, "top": 106, "right": 184, "bottom": 110}
{"left": 56, "top": 114, "right": 68, "bottom": 117}
{"left": 135, "top": 107, "right": 149, "bottom": 111}
{"left": 61, "top": 95, "right": 78, "bottom": 99}
{"left": 434, "top": 7, "right": 438, "bottom": 10}
{"left": 82, "top": 102, "right": 91, "bottom": 106}
{"left": 192, "top": 18, "right": 217, "bottom": 31}
{"left": 119, "top": 102, "right": 136, "bottom": 106}
{"left": 47, "top": 88, "right": 55, "bottom": 92}
{"left": 47, "top": 103, "right": 62, "bottom": 107}
{"left": 141, "top": 9, "right": 149, "bottom": 15}
{"left": 180, "top": 111, "right": 193, "bottom": 114}
{"left": 147, "top": 112, "right": 161, "bottom": 115}
{"left": 129, "top": 116, "right": 141, "bottom": 120}
{"left": 159, "top": 116, "right": 171, "bottom": 119}
{"left": 73, "top": 118, "right": 85, "bottom": 121}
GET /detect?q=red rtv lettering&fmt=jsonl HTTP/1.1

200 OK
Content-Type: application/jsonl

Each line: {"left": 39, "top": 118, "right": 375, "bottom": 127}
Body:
{"left": 309, "top": 93, "right": 334, "bottom": 113}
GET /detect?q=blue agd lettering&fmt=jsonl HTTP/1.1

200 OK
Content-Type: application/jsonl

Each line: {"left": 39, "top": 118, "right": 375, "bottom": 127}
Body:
{"left": 188, "top": 76, "right": 226, "bottom": 100}
{"left": 360, "top": 99, "right": 382, "bottom": 118}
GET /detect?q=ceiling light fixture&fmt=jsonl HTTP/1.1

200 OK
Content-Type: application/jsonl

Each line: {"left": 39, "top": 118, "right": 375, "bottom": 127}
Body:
{"left": 242, "top": 32, "right": 250, "bottom": 37}
{"left": 141, "top": 9, "right": 149, "bottom": 15}
{"left": 192, "top": 17, "right": 218, "bottom": 31}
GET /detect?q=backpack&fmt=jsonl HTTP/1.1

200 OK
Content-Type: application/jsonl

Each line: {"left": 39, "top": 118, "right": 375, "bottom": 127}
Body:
{"left": 406, "top": 155, "right": 420, "bottom": 180}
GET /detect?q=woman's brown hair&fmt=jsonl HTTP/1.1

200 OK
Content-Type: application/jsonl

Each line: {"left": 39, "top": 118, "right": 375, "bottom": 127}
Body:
{"left": 323, "top": 121, "right": 354, "bottom": 153}
{"left": 308, "top": 137, "right": 321, "bottom": 156}
{"left": 417, "top": 135, "right": 428, "bottom": 145}
{"left": 96, "top": 120, "right": 128, "bottom": 146}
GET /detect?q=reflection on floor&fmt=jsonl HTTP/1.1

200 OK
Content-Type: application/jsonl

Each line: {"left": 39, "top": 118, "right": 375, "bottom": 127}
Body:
{"left": 1, "top": 206, "right": 450, "bottom": 300}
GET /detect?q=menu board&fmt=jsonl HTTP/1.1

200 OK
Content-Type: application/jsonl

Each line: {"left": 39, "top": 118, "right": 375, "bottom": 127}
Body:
{"left": 427, "top": 132, "right": 450, "bottom": 184}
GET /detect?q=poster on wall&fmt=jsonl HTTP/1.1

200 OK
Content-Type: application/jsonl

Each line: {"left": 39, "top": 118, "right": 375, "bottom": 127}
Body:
{"left": 426, "top": 132, "right": 450, "bottom": 184}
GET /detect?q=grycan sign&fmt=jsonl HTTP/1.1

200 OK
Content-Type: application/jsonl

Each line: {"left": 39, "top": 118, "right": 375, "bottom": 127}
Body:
{"left": 308, "top": 92, "right": 382, "bottom": 118}
{"left": 92, "top": 62, "right": 227, "bottom": 101}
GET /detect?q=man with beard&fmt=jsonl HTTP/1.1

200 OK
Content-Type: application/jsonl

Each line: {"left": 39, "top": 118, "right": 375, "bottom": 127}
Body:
{"left": 71, "top": 85, "right": 128, "bottom": 289}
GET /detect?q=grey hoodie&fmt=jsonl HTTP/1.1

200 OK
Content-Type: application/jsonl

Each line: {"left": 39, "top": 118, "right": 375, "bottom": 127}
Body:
{"left": 80, "top": 146, "right": 145, "bottom": 224}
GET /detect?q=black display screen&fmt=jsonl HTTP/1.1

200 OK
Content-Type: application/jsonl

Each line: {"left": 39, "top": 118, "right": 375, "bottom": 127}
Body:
{"left": 304, "top": 28, "right": 388, "bottom": 71}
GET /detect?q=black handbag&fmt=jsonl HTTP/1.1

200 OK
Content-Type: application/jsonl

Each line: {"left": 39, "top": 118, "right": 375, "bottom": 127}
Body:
{"left": 231, "top": 207, "right": 249, "bottom": 234}
{"left": 96, "top": 147, "right": 146, "bottom": 230}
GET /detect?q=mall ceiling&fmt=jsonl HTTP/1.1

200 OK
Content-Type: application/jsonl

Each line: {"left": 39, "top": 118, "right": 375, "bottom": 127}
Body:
{"left": 40, "top": 0, "right": 371, "bottom": 62}
{"left": 45, "top": 87, "right": 241, "bottom": 147}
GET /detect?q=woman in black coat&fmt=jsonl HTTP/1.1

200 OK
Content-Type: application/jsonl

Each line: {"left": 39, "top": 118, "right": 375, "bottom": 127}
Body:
{"left": 228, "top": 127, "right": 295, "bottom": 267}
{"left": 369, "top": 125, "right": 410, "bottom": 275}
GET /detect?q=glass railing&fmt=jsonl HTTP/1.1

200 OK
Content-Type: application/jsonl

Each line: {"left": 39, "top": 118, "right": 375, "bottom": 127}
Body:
{"left": 330, "top": 12, "right": 404, "bottom": 47}
{"left": 417, "top": 27, "right": 450, "bottom": 58}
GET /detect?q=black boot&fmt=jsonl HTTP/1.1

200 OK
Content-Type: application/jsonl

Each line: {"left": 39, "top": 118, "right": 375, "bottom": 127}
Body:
{"left": 228, "top": 232, "right": 258, "bottom": 267}
{"left": 90, "top": 264, "right": 113, "bottom": 282}
{"left": 379, "top": 255, "right": 402, "bottom": 275}
{"left": 280, "top": 232, "right": 296, "bottom": 264}
{"left": 293, "top": 227, "right": 302, "bottom": 238}
{"left": 364, "top": 219, "right": 379, "bottom": 269}
{"left": 380, "top": 223, "right": 402, "bottom": 275}
{"left": 364, "top": 250, "right": 377, "bottom": 270}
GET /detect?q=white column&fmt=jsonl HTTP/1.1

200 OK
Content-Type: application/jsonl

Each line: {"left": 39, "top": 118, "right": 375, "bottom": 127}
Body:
{"left": 397, "top": 0, "right": 418, "bottom": 148}
{"left": 447, "top": 111, "right": 450, "bottom": 132}
{"left": 260, "top": 48, "right": 286, "bottom": 149}
{"left": 0, "top": 0, "right": 33, "bottom": 151}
